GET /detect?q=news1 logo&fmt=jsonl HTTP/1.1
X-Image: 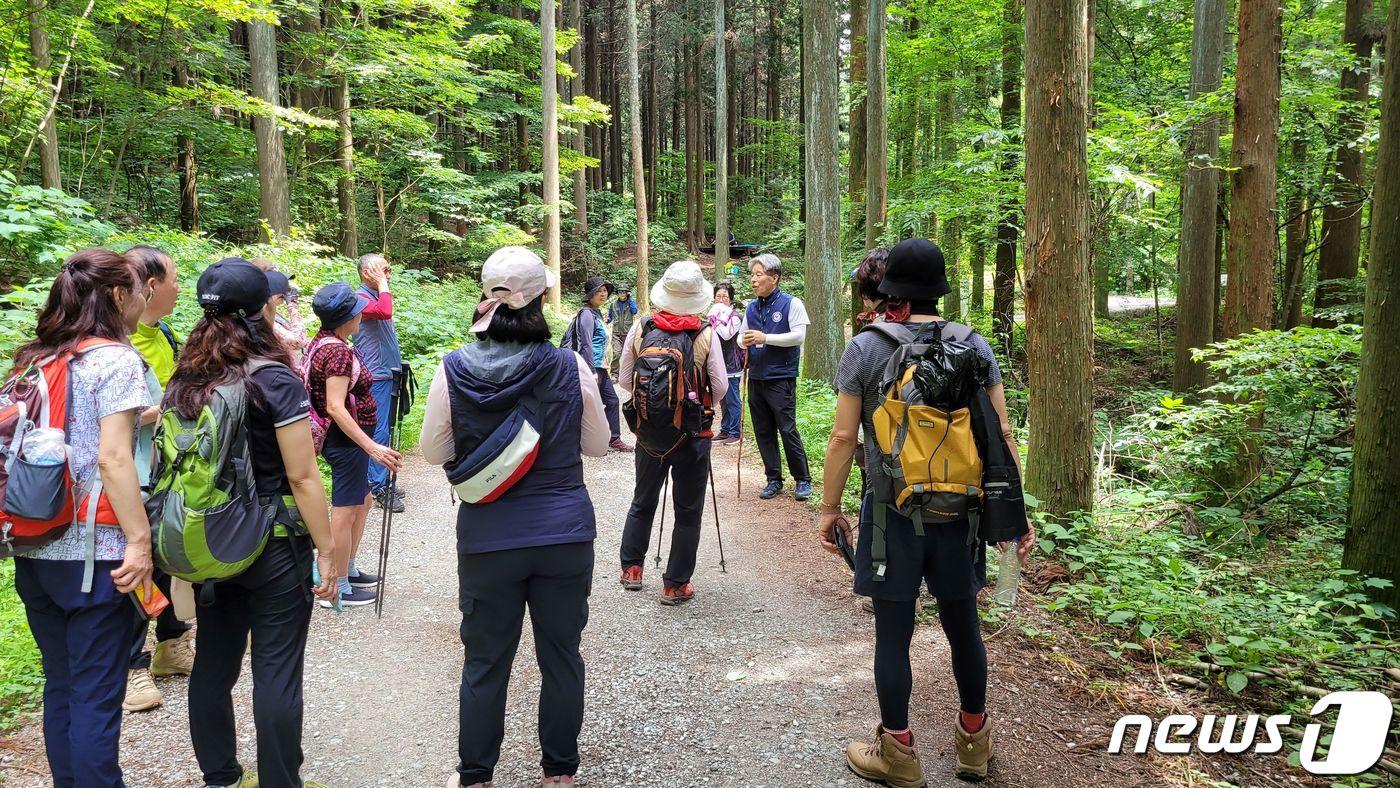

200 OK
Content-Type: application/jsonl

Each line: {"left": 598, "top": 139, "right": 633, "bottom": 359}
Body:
{"left": 1107, "top": 691, "right": 1395, "bottom": 775}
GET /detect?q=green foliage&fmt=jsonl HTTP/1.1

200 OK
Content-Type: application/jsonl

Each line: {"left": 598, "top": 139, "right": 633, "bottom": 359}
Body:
{"left": 0, "top": 563, "right": 42, "bottom": 731}
{"left": 0, "top": 173, "right": 115, "bottom": 283}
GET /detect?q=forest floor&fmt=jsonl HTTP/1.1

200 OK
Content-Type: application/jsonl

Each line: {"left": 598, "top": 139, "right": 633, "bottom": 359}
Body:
{"left": 0, "top": 371, "right": 1317, "bottom": 788}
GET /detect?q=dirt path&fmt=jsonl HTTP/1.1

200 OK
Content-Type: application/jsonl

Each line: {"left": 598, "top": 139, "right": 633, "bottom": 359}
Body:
{"left": 1, "top": 436, "right": 1170, "bottom": 788}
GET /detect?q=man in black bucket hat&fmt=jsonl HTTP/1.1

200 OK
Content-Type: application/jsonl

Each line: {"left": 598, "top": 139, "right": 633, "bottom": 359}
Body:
{"left": 563, "top": 276, "right": 630, "bottom": 452}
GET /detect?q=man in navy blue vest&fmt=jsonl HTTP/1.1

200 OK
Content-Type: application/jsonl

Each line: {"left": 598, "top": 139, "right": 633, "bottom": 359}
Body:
{"left": 354, "top": 253, "right": 406, "bottom": 513}
{"left": 742, "top": 253, "right": 812, "bottom": 501}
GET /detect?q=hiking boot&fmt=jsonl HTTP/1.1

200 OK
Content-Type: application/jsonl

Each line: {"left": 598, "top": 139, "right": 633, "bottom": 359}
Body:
{"left": 445, "top": 774, "right": 492, "bottom": 788}
{"left": 205, "top": 772, "right": 256, "bottom": 788}
{"left": 759, "top": 480, "right": 783, "bottom": 499}
{"left": 319, "top": 586, "right": 376, "bottom": 609}
{"left": 953, "top": 713, "right": 992, "bottom": 781}
{"left": 717, "top": 434, "right": 740, "bottom": 446}
{"left": 123, "top": 668, "right": 162, "bottom": 712}
{"left": 660, "top": 582, "right": 695, "bottom": 606}
{"left": 794, "top": 480, "right": 813, "bottom": 501}
{"left": 347, "top": 568, "right": 380, "bottom": 589}
{"left": 541, "top": 777, "right": 575, "bottom": 786}
{"left": 151, "top": 631, "right": 195, "bottom": 677}
{"left": 609, "top": 438, "right": 633, "bottom": 453}
{"left": 846, "top": 726, "right": 926, "bottom": 788}
{"left": 373, "top": 488, "right": 405, "bottom": 513}
{"left": 620, "top": 565, "right": 643, "bottom": 591}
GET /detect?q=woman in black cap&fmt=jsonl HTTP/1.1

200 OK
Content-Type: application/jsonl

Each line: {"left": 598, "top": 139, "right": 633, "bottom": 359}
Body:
{"left": 308, "top": 281, "right": 403, "bottom": 607}
{"left": 818, "top": 238, "right": 1035, "bottom": 784}
{"left": 563, "top": 275, "right": 629, "bottom": 452}
{"left": 165, "top": 257, "right": 339, "bottom": 788}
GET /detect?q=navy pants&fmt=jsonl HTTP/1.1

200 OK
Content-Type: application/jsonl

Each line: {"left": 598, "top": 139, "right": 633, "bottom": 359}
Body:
{"left": 595, "top": 367, "right": 621, "bottom": 441}
{"left": 719, "top": 373, "right": 743, "bottom": 437}
{"left": 457, "top": 541, "right": 594, "bottom": 785}
{"left": 15, "top": 557, "right": 130, "bottom": 788}
{"left": 619, "top": 438, "right": 712, "bottom": 588}
{"left": 367, "top": 377, "right": 397, "bottom": 494}
{"left": 189, "top": 537, "right": 314, "bottom": 788}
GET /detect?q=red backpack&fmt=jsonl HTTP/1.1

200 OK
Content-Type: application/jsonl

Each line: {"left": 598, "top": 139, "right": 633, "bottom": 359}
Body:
{"left": 0, "top": 339, "right": 121, "bottom": 586}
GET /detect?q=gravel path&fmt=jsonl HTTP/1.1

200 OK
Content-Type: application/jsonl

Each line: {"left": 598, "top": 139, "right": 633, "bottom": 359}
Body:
{"left": 1, "top": 435, "right": 1163, "bottom": 787}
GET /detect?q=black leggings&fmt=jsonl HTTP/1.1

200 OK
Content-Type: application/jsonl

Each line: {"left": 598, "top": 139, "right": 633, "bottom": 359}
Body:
{"left": 873, "top": 596, "right": 987, "bottom": 730}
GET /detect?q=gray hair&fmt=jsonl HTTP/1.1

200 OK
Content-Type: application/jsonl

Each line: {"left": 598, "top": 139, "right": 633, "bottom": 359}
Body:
{"left": 358, "top": 253, "right": 387, "bottom": 274}
{"left": 751, "top": 253, "right": 782, "bottom": 277}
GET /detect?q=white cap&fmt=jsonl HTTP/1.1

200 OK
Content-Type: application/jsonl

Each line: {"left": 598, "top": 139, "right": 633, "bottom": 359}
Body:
{"left": 650, "top": 260, "right": 713, "bottom": 316}
{"left": 471, "top": 246, "right": 558, "bottom": 333}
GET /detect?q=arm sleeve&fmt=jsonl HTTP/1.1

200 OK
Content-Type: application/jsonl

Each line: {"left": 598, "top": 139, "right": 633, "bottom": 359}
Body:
{"left": 576, "top": 352, "right": 610, "bottom": 457}
{"left": 713, "top": 308, "right": 742, "bottom": 341}
{"left": 617, "top": 323, "right": 640, "bottom": 395}
{"left": 834, "top": 339, "right": 867, "bottom": 397}
{"left": 787, "top": 297, "right": 811, "bottom": 329}
{"left": 707, "top": 331, "right": 729, "bottom": 403}
{"left": 94, "top": 348, "right": 153, "bottom": 418}
{"left": 418, "top": 362, "right": 455, "bottom": 466}
{"left": 358, "top": 290, "right": 394, "bottom": 320}
{"left": 762, "top": 324, "right": 807, "bottom": 348}
{"left": 973, "top": 334, "right": 1004, "bottom": 387}
{"left": 255, "top": 366, "right": 311, "bottom": 427}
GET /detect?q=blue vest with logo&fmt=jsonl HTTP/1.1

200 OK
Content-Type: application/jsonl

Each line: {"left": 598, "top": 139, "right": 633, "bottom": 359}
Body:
{"left": 745, "top": 289, "right": 800, "bottom": 380}
{"left": 353, "top": 284, "right": 403, "bottom": 381}
{"left": 443, "top": 342, "right": 596, "bottom": 554}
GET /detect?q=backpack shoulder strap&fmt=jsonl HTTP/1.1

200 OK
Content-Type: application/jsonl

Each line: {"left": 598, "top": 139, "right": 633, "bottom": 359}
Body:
{"left": 860, "top": 322, "right": 916, "bottom": 346}
{"left": 158, "top": 321, "right": 180, "bottom": 356}
{"left": 941, "top": 321, "right": 976, "bottom": 343}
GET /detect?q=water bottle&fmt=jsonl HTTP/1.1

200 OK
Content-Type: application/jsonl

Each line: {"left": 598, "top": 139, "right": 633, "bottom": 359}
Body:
{"left": 994, "top": 538, "right": 1021, "bottom": 608}
{"left": 21, "top": 427, "right": 67, "bottom": 465}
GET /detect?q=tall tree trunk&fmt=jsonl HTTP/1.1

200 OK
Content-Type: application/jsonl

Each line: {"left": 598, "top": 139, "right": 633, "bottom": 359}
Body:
{"left": 1024, "top": 0, "right": 1093, "bottom": 518}
{"left": 333, "top": 71, "right": 357, "bottom": 258}
{"left": 542, "top": 0, "right": 563, "bottom": 308}
{"left": 1174, "top": 0, "right": 1227, "bottom": 391}
{"left": 646, "top": 0, "right": 659, "bottom": 215}
{"left": 1222, "top": 0, "right": 1280, "bottom": 341}
{"left": 766, "top": 0, "right": 781, "bottom": 124}
{"left": 802, "top": 0, "right": 842, "bottom": 382}
{"left": 173, "top": 64, "right": 199, "bottom": 232}
{"left": 1344, "top": 0, "right": 1400, "bottom": 611}
{"left": 685, "top": 35, "right": 701, "bottom": 253}
{"left": 626, "top": 0, "right": 651, "bottom": 312}
{"left": 1314, "top": 0, "right": 1379, "bottom": 327}
{"left": 865, "top": 0, "right": 887, "bottom": 250}
{"left": 849, "top": 0, "right": 868, "bottom": 210}
{"left": 994, "top": 0, "right": 1023, "bottom": 359}
{"left": 572, "top": 0, "right": 589, "bottom": 238}
{"left": 1281, "top": 137, "right": 1311, "bottom": 330}
{"left": 971, "top": 231, "right": 986, "bottom": 313}
{"left": 715, "top": 0, "right": 730, "bottom": 271}
{"left": 27, "top": 0, "right": 61, "bottom": 190}
{"left": 248, "top": 20, "right": 291, "bottom": 239}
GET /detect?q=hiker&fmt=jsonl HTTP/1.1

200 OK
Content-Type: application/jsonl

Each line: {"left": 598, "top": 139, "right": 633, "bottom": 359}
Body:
{"left": 707, "top": 281, "right": 745, "bottom": 445}
{"left": 354, "top": 253, "right": 406, "bottom": 513}
{"left": 267, "top": 269, "right": 310, "bottom": 363}
{"left": 618, "top": 261, "right": 730, "bottom": 605}
{"left": 419, "top": 246, "right": 607, "bottom": 788}
{"left": 165, "top": 257, "right": 339, "bottom": 788}
{"left": 8, "top": 248, "right": 155, "bottom": 787}
{"left": 607, "top": 285, "right": 638, "bottom": 376}
{"left": 818, "top": 238, "right": 1035, "bottom": 784}
{"left": 123, "top": 245, "right": 194, "bottom": 714}
{"left": 853, "top": 246, "right": 891, "bottom": 331}
{"left": 308, "top": 281, "right": 402, "bottom": 608}
{"left": 563, "top": 275, "right": 630, "bottom": 452}
{"left": 742, "top": 253, "right": 812, "bottom": 501}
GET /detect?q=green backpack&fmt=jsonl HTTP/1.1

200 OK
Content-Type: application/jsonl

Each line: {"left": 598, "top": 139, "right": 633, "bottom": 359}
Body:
{"left": 146, "top": 360, "right": 280, "bottom": 584}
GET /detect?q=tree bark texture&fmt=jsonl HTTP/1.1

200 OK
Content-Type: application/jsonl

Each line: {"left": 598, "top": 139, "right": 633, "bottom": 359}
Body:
{"left": 802, "top": 0, "right": 843, "bottom": 383}
{"left": 248, "top": 19, "right": 291, "bottom": 239}
{"left": 542, "top": 0, "right": 563, "bottom": 307}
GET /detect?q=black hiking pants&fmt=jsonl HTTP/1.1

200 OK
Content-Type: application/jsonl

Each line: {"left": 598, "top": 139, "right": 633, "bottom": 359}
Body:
{"left": 188, "top": 536, "right": 314, "bottom": 788}
{"left": 619, "top": 437, "right": 711, "bottom": 588}
{"left": 456, "top": 541, "right": 594, "bottom": 785}
{"left": 748, "top": 377, "right": 810, "bottom": 484}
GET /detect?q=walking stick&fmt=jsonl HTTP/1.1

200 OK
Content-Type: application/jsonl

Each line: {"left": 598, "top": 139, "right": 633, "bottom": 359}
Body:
{"left": 375, "top": 368, "right": 414, "bottom": 619}
{"left": 653, "top": 475, "right": 670, "bottom": 568}
{"left": 707, "top": 456, "right": 727, "bottom": 573}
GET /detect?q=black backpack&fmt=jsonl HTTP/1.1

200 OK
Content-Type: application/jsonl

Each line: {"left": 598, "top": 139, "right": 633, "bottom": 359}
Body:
{"left": 623, "top": 320, "right": 713, "bottom": 456}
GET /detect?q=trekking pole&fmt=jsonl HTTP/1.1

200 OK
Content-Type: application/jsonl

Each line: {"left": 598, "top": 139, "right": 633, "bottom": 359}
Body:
{"left": 707, "top": 456, "right": 727, "bottom": 573}
{"left": 375, "top": 370, "right": 406, "bottom": 620}
{"left": 653, "top": 475, "right": 669, "bottom": 568}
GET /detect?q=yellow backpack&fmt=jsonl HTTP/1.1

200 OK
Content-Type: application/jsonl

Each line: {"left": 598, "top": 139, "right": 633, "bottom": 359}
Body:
{"left": 864, "top": 321, "right": 988, "bottom": 579}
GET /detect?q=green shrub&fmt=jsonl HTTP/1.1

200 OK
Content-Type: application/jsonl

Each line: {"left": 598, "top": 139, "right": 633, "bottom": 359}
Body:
{"left": 0, "top": 564, "right": 42, "bottom": 731}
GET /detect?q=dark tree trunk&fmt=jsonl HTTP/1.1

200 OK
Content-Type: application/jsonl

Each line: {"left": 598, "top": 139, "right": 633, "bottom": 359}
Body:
{"left": 993, "top": 0, "right": 1023, "bottom": 359}
{"left": 174, "top": 64, "right": 199, "bottom": 232}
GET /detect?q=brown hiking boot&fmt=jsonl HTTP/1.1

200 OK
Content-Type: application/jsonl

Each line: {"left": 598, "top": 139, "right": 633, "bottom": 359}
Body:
{"left": 845, "top": 726, "right": 926, "bottom": 788}
{"left": 151, "top": 631, "right": 195, "bottom": 677}
{"left": 954, "top": 714, "right": 992, "bottom": 781}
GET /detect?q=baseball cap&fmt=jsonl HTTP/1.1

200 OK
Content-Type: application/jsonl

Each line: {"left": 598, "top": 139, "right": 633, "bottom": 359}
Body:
{"left": 198, "top": 257, "right": 271, "bottom": 317}
{"left": 265, "top": 269, "right": 292, "bottom": 297}
{"left": 471, "top": 246, "right": 558, "bottom": 333}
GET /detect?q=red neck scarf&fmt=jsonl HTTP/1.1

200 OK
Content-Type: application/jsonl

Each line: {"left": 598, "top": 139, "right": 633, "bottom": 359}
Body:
{"left": 652, "top": 311, "right": 703, "bottom": 331}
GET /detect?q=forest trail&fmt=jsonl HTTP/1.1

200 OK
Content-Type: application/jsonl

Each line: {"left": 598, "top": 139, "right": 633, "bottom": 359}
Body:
{"left": 1, "top": 434, "right": 1166, "bottom": 788}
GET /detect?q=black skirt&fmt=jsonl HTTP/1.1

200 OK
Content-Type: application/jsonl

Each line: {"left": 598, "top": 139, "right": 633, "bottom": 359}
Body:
{"left": 853, "top": 493, "right": 988, "bottom": 602}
